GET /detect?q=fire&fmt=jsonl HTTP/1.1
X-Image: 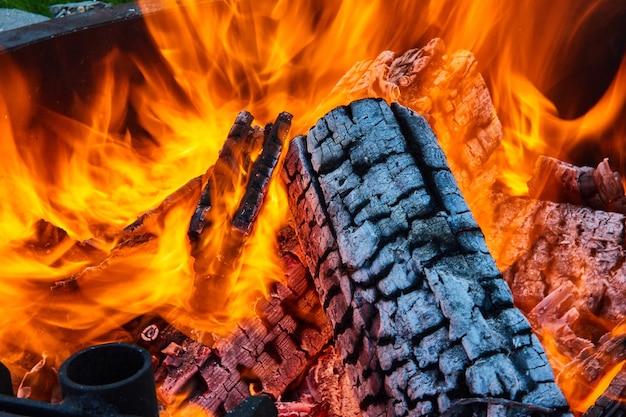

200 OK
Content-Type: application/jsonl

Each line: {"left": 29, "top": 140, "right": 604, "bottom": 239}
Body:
{"left": 0, "top": 0, "right": 624, "bottom": 413}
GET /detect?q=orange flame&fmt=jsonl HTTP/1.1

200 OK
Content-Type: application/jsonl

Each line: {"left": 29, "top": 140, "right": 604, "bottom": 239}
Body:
{"left": 0, "top": 0, "right": 624, "bottom": 413}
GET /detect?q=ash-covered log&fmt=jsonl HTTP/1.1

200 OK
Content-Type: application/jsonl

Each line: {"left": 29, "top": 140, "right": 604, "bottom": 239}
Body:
{"left": 282, "top": 98, "right": 571, "bottom": 417}
{"left": 325, "top": 38, "right": 503, "bottom": 201}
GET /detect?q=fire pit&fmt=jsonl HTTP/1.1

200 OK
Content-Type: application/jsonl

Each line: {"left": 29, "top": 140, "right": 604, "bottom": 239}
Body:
{"left": 0, "top": 1, "right": 626, "bottom": 416}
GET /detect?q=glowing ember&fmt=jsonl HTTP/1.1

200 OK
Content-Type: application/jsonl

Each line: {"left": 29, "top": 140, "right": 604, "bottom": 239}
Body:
{"left": 0, "top": 0, "right": 624, "bottom": 414}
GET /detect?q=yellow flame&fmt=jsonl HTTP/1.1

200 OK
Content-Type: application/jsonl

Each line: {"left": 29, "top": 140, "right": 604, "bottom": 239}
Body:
{"left": 0, "top": 0, "right": 624, "bottom": 413}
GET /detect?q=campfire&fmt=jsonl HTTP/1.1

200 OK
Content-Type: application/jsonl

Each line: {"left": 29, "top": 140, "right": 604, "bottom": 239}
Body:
{"left": 0, "top": 0, "right": 625, "bottom": 416}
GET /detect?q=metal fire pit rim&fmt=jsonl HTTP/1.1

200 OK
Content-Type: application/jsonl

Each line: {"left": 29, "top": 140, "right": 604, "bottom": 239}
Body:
{"left": 0, "top": 0, "right": 218, "bottom": 54}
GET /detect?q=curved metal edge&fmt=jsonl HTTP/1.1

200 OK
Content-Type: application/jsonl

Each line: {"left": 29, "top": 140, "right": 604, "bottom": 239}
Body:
{"left": 0, "top": 0, "right": 173, "bottom": 53}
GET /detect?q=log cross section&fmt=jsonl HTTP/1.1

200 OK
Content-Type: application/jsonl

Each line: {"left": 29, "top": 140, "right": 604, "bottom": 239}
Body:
{"left": 282, "top": 98, "right": 571, "bottom": 416}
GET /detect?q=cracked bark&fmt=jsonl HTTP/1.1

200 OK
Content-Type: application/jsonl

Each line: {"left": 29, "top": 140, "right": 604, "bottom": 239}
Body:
{"left": 479, "top": 192, "right": 626, "bottom": 325}
{"left": 476, "top": 191, "right": 626, "bottom": 415}
{"left": 324, "top": 37, "right": 502, "bottom": 204}
{"left": 128, "top": 226, "right": 332, "bottom": 416}
{"left": 282, "top": 98, "right": 571, "bottom": 417}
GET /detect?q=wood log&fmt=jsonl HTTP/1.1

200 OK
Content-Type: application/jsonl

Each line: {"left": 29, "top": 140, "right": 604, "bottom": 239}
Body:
{"left": 125, "top": 176, "right": 204, "bottom": 237}
{"left": 233, "top": 112, "right": 292, "bottom": 235}
{"left": 190, "top": 112, "right": 292, "bottom": 314}
{"left": 478, "top": 192, "right": 626, "bottom": 327}
{"left": 478, "top": 192, "right": 626, "bottom": 413}
{"left": 51, "top": 176, "right": 203, "bottom": 289}
{"left": 527, "top": 156, "right": 626, "bottom": 214}
{"left": 282, "top": 98, "right": 571, "bottom": 417}
{"left": 324, "top": 38, "right": 502, "bottom": 202}
{"left": 188, "top": 110, "right": 259, "bottom": 242}
{"left": 14, "top": 218, "right": 109, "bottom": 281}
{"left": 558, "top": 332, "right": 626, "bottom": 414}
{"left": 127, "top": 226, "right": 332, "bottom": 417}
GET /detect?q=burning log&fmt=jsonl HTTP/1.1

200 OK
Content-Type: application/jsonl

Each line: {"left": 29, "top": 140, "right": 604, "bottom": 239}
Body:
{"left": 582, "top": 366, "right": 626, "bottom": 417}
{"left": 282, "top": 98, "right": 570, "bottom": 416}
{"left": 52, "top": 176, "right": 203, "bottom": 289}
{"left": 559, "top": 332, "right": 626, "bottom": 415}
{"left": 190, "top": 111, "right": 292, "bottom": 314}
{"left": 527, "top": 156, "right": 626, "bottom": 214}
{"left": 187, "top": 110, "right": 259, "bottom": 242}
{"left": 326, "top": 37, "right": 503, "bottom": 199}
{"left": 128, "top": 226, "right": 332, "bottom": 416}
{"left": 478, "top": 192, "right": 626, "bottom": 413}
{"left": 479, "top": 192, "right": 626, "bottom": 324}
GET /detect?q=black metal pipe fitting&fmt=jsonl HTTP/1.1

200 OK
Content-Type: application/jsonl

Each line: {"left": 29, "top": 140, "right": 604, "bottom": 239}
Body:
{"left": 0, "top": 343, "right": 158, "bottom": 417}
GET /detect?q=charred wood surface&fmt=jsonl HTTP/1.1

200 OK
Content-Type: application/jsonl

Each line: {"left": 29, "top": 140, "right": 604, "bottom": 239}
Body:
{"left": 480, "top": 193, "right": 626, "bottom": 325}
{"left": 188, "top": 110, "right": 258, "bottom": 242}
{"left": 282, "top": 98, "right": 570, "bottom": 417}
{"left": 326, "top": 38, "right": 502, "bottom": 200}
{"left": 190, "top": 112, "right": 292, "bottom": 314}
{"left": 129, "top": 229, "right": 332, "bottom": 417}
{"left": 527, "top": 156, "right": 626, "bottom": 214}
{"left": 52, "top": 177, "right": 203, "bottom": 289}
{"left": 582, "top": 366, "right": 626, "bottom": 417}
{"left": 233, "top": 112, "right": 292, "bottom": 235}
{"left": 558, "top": 332, "right": 626, "bottom": 409}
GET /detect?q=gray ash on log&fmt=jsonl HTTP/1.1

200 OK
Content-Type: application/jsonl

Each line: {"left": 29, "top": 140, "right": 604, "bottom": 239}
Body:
{"left": 325, "top": 38, "right": 503, "bottom": 204}
{"left": 282, "top": 98, "right": 571, "bottom": 416}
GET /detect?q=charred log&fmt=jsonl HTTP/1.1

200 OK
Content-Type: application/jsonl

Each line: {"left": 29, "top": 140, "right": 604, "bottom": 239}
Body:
{"left": 479, "top": 193, "right": 626, "bottom": 326}
{"left": 326, "top": 38, "right": 502, "bottom": 199}
{"left": 479, "top": 192, "right": 626, "bottom": 414}
{"left": 190, "top": 112, "right": 292, "bottom": 314}
{"left": 527, "top": 156, "right": 626, "bottom": 214}
{"left": 52, "top": 177, "right": 203, "bottom": 289}
{"left": 582, "top": 366, "right": 626, "bottom": 417}
{"left": 128, "top": 227, "right": 331, "bottom": 416}
{"left": 233, "top": 112, "right": 292, "bottom": 235}
{"left": 559, "top": 332, "right": 626, "bottom": 415}
{"left": 125, "top": 176, "right": 204, "bottom": 237}
{"left": 188, "top": 110, "right": 258, "bottom": 242}
{"left": 282, "top": 98, "right": 570, "bottom": 417}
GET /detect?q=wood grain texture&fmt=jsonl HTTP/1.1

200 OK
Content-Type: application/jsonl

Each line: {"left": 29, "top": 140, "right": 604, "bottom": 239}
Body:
{"left": 282, "top": 98, "right": 571, "bottom": 417}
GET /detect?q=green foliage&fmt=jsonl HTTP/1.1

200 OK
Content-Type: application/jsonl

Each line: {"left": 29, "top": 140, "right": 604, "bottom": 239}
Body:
{"left": 0, "top": 0, "right": 128, "bottom": 17}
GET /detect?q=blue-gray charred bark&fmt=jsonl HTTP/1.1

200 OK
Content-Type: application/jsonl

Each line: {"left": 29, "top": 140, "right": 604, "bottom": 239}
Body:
{"left": 282, "top": 98, "right": 572, "bottom": 417}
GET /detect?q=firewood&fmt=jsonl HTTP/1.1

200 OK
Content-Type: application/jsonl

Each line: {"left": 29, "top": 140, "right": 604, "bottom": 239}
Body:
{"left": 478, "top": 192, "right": 626, "bottom": 327}
{"left": 129, "top": 227, "right": 332, "bottom": 417}
{"left": 527, "top": 282, "right": 594, "bottom": 369}
{"left": 125, "top": 176, "right": 204, "bottom": 237}
{"left": 301, "top": 347, "right": 361, "bottom": 417}
{"left": 527, "top": 156, "right": 626, "bottom": 214}
{"left": 325, "top": 38, "right": 502, "bottom": 200}
{"left": 582, "top": 366, "right": 626, "bottom": 417}
{"left": 190, "top": 112, "right": 292, "bottom": 314}
{"left": 51, "top": 176, "right": 203, "bottom": 289}
{"left": 282, "top": 98, "right": 571, "bottom": 417}
{"left": 233, "top": 112, "right": 292, "bottom": 235}
{"left": 22, "top": 220, "right": 108, "bottom": 274}
{"left": 188, "top": 110, "right": 259, "bottom": 242}
{"left": 558, "top": 332, "right": 626, "bottom": 414}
